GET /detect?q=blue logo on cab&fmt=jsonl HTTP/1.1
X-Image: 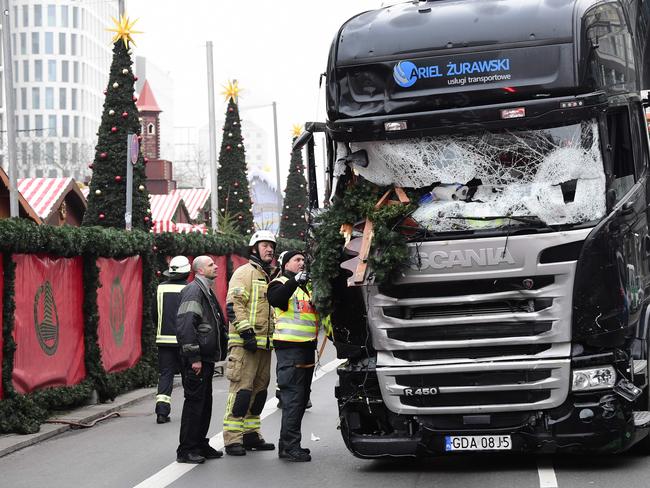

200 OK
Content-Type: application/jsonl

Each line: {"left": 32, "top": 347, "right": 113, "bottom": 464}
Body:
{"left": 393, "top": 60, "right": 418, "bottom": 87}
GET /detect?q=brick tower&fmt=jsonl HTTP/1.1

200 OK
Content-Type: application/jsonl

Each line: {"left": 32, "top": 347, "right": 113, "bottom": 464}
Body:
{"left": 137, "top": 80, "right": 176, "bottom": 194}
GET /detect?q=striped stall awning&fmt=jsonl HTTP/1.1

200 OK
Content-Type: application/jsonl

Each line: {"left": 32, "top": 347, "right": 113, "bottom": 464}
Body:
{"left": 174, "top": 188, "right": 210, "bottom": 221}
{"left": 152, "top": 220, "right": 177, "bottom": 233}
{"left": 175, "top": 223, "right": 208, "bottom": 234}
{"left": 18, "top": 177, "right": 74, "bottom": 220}
{"left": 149, "top": 193, "right": 182, "bottom": 223}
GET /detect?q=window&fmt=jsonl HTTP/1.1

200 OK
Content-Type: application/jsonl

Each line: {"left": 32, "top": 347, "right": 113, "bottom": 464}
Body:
{"left": 73, "top": 116, "right": 79, "bottom": 137}
{"left": 61, "top": 61, "right": 69, "bottom": 82}
{"left": 60, "top": 142, "right": 67, "bottom": 162}
{"left": 31, "top": 32, "right": 39, "bottom": 54}
{"left": 35, "top": 169, "right": 43, "bottom": 178}
{"left": 48, "top": 60, "right": 56, "bottom": 81}
{"left": 72, "top": 142, "right": 79, "bottom": 164}
{"left": 34, "top": 60, "right": 42, "bottom": 81}
{"left": 33, "top": 142, "right": 41, "bottom": 164}
{"left": 12, "top": 6, "right": 16, "bottom": 28}
{"left": 34, "top": 5, "right": 42, "bottom": 26}
{"left": 32, "top": 87, "right": 40, "bottom": 109}
{"left": 62, "top": 115, "right": 69, "bottom": 137}
{"left": 59, "top": 33, "right": 66, "bottom": 55}
{"left": 11, "top": 34, "right": 15, "bottom": 56}
{"left": 73, "top": 61, "right": 79, "bottom": 83}
{"left": 607, "top": 107, "right": 636, "bottom": 202}
{"left": 22, "top": 5, "right": 28, "bottom": 27}
{"left": 45, "top": 87, "right": 54, "bottom": 109}
{"left": 20, "top": 88, "right": 26, "bottom": 110}
{"left": 72, "top": 6, "right": 78, "bottom": 28}
{"left": 61, "top": 5, "right": 68, "bottom": 27}
{"left": 59, "top": 88, "right": 66, "bottom": 109}
{"left": 71, "top": 34, "right": 77, "bottom": 56}
{"left": 71, "top": 88, "right": 77, "bottom": 110}
{"left": 23, "top": 60, "right": 29, "bottom": 82}
{"left": 45, "top": 32, "right": 53, "bottom": 54}
{"left": 35, "top": 115, "right": 43, "bottom": 136}
{"left": 21, "top": 142, "right": 28, "bottom": 168}
{"left": 20, "top": 33, "right": 26, "bottom": 55}
{"left": 148, "top": 123, "right": 155, "bottom": 135}
{"left": 47, "top": 5, "right": 56, "bottom": 26}
{"left": 23, "top": 115, "right": 29, "bottom": 135}
{"left": 48, "top": 169, "right": 57, "bottom": 178}
{"left": 48, "top": 115, "right": 56, "bottom": 136}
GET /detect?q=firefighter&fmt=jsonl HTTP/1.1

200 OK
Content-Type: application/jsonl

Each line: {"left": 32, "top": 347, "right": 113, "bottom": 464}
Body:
{"left": 153, "top": 255, "right": 190, "bottom": 424}
{"left": 223, "top": 230, "right": 277, "bottom": 456}
{"left": 268, "top": 250, "right": 319, "bottom": 462}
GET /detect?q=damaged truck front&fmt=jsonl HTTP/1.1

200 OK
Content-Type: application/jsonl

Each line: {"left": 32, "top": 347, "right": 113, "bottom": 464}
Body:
{"left": 315, "top": 0, "right": 650, "bottom": 457}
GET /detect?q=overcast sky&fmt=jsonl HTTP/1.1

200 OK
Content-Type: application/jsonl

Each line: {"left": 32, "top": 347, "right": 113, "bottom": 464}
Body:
{"left": 126, "top": 0, "right": 386, "bottom": 187}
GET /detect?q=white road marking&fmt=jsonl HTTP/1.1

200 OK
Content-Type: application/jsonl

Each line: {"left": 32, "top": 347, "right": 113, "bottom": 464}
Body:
{"left": 133, "top": 358, "right": 345, "bottom": 488}
{"left": 537, "top": 458, "right": 558, "bottom": 488}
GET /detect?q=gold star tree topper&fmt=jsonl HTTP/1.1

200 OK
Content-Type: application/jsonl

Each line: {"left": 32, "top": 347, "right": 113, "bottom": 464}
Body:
{"left": 292, "top": 124, "right": 303, "bottom": 138}
{"left": 221, "top": 80, "right": 241, "bottom": 102}
{"left": 107, "top": 15, "right": 142, "bottom": 48}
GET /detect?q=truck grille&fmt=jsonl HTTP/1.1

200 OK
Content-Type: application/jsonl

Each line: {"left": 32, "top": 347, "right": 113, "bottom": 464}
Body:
{"left": 367, "top": 229, "right": 589, "bottom": 413}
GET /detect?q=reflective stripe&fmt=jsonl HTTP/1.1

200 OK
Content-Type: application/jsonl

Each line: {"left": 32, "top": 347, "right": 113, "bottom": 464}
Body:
{"left": 234, "top": 320, "right": 251, "bottom": 333}
{"left": 156, "top": 394, "right": 171, "bottom": 404}
{"left": 244, "top": 419, "right": 261, "bottom": 429}
{"left": 223, "top": 421, "right": 244, "bottom": 432}
{"left": 178, "top": 300, "right": 202, "bottom": 316}
{"left": 249, "top": 281, "right": 263, "bottom": 325}
{"left": 227, "top": 333, "right": 273, "bottom": 348}
{"left": 273, "top": 282, "right": 319, "bottom": 343}
{"left": 156, "top": 335, "right": 177, "bottom": 344}
{"left": 156, "top": 284, "right": 185, "bottom": 344}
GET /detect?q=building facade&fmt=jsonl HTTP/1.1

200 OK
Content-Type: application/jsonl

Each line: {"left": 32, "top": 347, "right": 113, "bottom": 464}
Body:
{"left": 6, "top": 1, "right": 117, "bottom": 180}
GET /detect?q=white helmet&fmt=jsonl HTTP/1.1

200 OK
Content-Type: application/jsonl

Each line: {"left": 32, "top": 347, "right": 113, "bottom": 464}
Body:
{"left": 167, "top": 255, "right": 190, "bottom": 275}
{"left": 248, "top": 230, "right": 277, "bottom": 247}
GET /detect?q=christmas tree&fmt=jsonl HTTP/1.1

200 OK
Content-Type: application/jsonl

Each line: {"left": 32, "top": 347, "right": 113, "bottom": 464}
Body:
{"left": 279, "top": 125, "right": 309, "bottom": 239}
{"left": 216, "top": 81, "right": 254, "bottom": 235}
{"left": 83, "top": 16, "right": 151, "bottom": 230}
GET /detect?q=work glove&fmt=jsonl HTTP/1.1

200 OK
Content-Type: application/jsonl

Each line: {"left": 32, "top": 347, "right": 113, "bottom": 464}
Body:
{"left": 294, "top": 271, "right": 309, "bottom": 285}
{"left": 240, "top": 329, "right": 257, "bottom": 353}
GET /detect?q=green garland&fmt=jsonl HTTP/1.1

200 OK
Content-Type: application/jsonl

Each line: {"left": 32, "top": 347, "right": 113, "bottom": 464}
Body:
{"left": 311, "top": 182, "right": 414, "bottom": 316}
{"left": 0, "top": 219, "right": 270, "bottom": 434}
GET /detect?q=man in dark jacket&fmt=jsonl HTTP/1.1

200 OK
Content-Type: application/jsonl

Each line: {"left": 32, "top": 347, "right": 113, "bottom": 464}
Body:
{"left": 153, "top": 255, "right": 190, "bottom": 424}
{"left": 175, "top": 255, "right": 228, "bottom": 464}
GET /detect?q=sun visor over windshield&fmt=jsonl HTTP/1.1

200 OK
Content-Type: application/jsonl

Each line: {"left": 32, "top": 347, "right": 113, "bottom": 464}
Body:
{"left": 327, "top": 44, "right": 578, "bottom": 121}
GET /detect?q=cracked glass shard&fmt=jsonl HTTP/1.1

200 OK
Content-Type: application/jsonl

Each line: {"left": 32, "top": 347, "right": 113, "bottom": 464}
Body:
{"left": 351, "top": 120, "right": 606, "bottom": 231}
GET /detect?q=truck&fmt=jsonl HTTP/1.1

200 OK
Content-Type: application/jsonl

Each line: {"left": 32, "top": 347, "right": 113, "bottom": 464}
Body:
{"left": 295, "top": 0, "right": 650, "bottom": 457}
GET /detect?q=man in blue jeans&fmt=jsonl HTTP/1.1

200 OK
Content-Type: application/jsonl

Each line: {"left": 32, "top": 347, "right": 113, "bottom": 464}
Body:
{"left": 268, "top": 250, "right": 320, "bottom": 462}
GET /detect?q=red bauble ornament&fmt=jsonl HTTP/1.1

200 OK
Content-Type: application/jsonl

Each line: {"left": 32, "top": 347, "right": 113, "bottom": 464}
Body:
{"left": 234, "top": 181, "right": 240, "bottom": 187}
{"left": 284, "top": 215, "right": 289, "bottom": 220}
{"left": 297, "top": 204, "right": 302, "bottom": 209}
{"left": 228, "top": 107, "right": 234, "bottom": 112}
{"left": 156, "top": 270, "right": 162, "bottom": 277}
{"left": 99, "top": 213, "right": 105, "bottom": 220}
{"left": 226, "top": 145, "right": 231, "bottom": 151}
{"left": 121, "top": 111, "right": 128, "bottom": 118}
{"left": 153, "top": 245, "right": 158, "bottom": 252}
{"left": 132, "top": 95, "right": 138, "bottom": 102}
{"left": 144, "top": 216, "right": 150, "bottom": 222}
{"left": 88, "top": 163, "right": 94, "bottom": 169}
{"left": 299, "top": 232, "right": 305, "bottom": 237}
{"left": 238, "top": 215, "right": 243, "bottom": 220}
{"left": 100, "top": 152, "right": 107, "bottom": 159}
{"left": 143, "top": 157, "right": 149, "bottom": 163}
{"left": 115, "top": 175, "right": 122, "bottom": 182}
{"left": 103, "top": 89, "right": 107, "bottom": 95}
{"left": 111, "top": 126, "right": 118, "bottom": 133}
{"left": 134, "top": 75, "right": 139, "bottom": 81}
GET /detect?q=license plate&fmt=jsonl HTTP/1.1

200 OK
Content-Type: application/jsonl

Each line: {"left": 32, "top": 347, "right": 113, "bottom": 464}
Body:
{"left": 445, "top": 435, "right": 512, "bottom": 451}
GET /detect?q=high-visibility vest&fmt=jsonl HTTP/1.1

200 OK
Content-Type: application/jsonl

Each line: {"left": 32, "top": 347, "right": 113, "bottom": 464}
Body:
{"left": 272, "top": 276, "right": 319, "bottom": 343}
{"left": 156, "top": 283, "right": 186, "bottom": 345}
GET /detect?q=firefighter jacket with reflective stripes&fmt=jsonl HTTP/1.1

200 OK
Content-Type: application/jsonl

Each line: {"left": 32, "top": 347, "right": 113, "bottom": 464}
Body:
{"left": 154, "top": 278, "right": 188, "bottom": 346}
{"left": 226, "top": 258, "right": 274, "bottom": 350}
{"left": 269, "top": 275, "right": 319, "bottom": 345}
{"left": 176, "top": 277, "right": 228, "bottom": 363}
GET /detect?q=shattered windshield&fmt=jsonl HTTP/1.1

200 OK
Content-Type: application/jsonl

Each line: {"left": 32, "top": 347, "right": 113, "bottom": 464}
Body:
{"left": 351, "top": 120, "right": 606, "bottom": 231}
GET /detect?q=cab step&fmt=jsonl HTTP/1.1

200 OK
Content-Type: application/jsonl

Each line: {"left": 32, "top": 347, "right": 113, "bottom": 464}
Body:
{"left": 633, "top": 411, "right": 650, "bottom": 428}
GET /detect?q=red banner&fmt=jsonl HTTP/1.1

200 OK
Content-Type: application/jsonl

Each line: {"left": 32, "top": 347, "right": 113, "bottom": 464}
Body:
{"left": 0, "top": 254, "right": 3, "bottom": 400}
{"left": 97, "top": 257, "right": 143, "bottom": 373}
{"left": 230, "top": 254, "right": 249, "bottom": 273}
{"left": 12, "top": 254, "right": 85, "bottom": 394}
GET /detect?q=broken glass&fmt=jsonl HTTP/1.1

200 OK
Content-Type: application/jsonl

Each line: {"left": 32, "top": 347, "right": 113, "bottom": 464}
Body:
{"left": 351, "top": 120, "right": 606, "bottom": 231}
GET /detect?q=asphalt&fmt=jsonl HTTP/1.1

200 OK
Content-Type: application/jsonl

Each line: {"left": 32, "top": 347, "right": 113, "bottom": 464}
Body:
{"left": 0, "top": 385, "right": 161, "bottom": 459}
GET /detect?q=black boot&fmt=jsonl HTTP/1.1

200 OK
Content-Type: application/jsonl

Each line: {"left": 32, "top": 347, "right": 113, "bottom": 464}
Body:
{"left": 243, "top": 432, "right": 275, "bottom": 451}
{"left": 225, "top": 444, "right": 246, "bottom": 456}
{"left": 279, "top": 447, "right": 311, "bottom": 462}
{"left": 156, "top": 414, "right": 170, "bottom": 424}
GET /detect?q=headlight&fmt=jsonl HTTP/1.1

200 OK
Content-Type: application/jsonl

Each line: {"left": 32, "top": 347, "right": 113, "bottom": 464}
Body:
{"left": 571, "top": 366, "right": 616, "bottom": 392}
